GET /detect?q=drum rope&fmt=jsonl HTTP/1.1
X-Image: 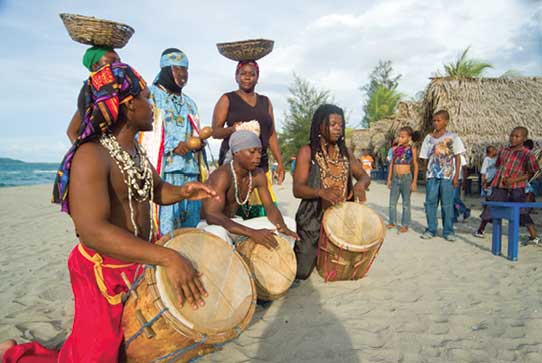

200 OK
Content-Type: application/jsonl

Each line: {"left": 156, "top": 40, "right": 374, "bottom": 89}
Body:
{"left": 125, "top": 307, "right": 169, "bottom": 347}
{"left": 149, "top": 336, "right": 207, "bottom": 363}
{"left": 179, "top": 327, "right": 242, "bottom": 363}
{"left": 121, "top": 264, "right": 148, "bottom": 304}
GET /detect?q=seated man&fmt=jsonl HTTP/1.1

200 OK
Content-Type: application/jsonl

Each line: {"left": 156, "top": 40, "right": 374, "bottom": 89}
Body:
{"left": 201, "top": 130, "right": 298, "bottom": 249}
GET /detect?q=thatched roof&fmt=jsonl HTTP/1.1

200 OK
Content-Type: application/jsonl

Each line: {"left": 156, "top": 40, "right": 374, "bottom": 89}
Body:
{"left": 423, "top": 77, "right": 542, "bottom": 166}
{"left": 351, "top": 77, "right": 542, "bottom": 167}
{"left": 349, "top": 129, "right": 370, "bottom": 157}
{"left": 350, "top": 101, "right": 424, "bottom": 160}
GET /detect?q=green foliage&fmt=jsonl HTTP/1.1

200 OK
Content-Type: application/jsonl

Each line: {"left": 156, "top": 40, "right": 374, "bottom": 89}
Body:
{"left": 365, "top": 85, "right": 402, "bottom": 126}
{"left": 278, "top": 74, "right": 332, "bottom": 162}
{"left": 361, "top": 60, "right": 402, "bottom": 127}
{"left": 443, "top": 47, "right": 493, "bottom": 78}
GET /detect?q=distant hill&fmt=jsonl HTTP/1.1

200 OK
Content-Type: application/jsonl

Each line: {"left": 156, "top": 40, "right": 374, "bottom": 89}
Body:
{"left": 0, "top": 157, "right": 57, "bottom": 166}
{"left": 0, "top": 157, "right": 25, "bottom": 165}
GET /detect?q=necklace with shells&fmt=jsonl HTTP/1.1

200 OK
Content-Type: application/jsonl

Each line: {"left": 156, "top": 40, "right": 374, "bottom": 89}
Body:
{"left": 100, "top": 134, "right": 154, "bottom": 242}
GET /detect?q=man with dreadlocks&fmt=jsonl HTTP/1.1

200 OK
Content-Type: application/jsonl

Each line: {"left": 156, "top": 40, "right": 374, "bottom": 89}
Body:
{"left": 139, "top": 48, "right": 206, "bottom": 235}
{"left": 292, "top": 104, "right": 370, "bottom": 280}
{"left": 66, "top": 46, "right": 121, "bottom": 143}
{"left": 0, "top": 63, "right": 216, "bottom": 363}
{"left": 212, "top": 60, "right": 285, "bottom": 218}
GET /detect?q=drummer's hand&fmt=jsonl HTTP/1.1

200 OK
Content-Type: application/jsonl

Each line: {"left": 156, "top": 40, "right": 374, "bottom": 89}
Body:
{"left": 318, "top": 187, "right": 342, "bottom": 205}
{"left": 164, "top": 252, "right": 207, "bottom": 310}
{"left": 353, "top": 182, "right": 367, "bottom": 203}
{"left": 276, "top": 224, "right": 300, "bottom": 240}
{"left": 248, "top": 229, "right": 279, "bottom": 250}
{"left": 179, "top": 182, "right": 217, "bottom": 201}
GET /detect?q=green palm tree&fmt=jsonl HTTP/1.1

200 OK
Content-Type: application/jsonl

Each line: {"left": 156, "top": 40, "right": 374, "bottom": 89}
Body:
{"left": 444, "top": 47, "right": 493, "bottom": 78}
{"left": 366, "top": 85, "right": 402, "bottom": 125}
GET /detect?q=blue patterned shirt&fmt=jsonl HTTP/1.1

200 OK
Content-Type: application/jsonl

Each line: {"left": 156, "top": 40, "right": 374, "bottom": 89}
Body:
{"left": 151, "top": 84, "right": 200, "bottom": 174}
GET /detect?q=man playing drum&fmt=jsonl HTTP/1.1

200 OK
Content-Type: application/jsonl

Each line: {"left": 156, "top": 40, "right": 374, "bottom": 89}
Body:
{"left": 200, "top": 130, "right": 298, "bottom": 248}
{"left": 0, "top": 63, "right": 216, "bottom": 363}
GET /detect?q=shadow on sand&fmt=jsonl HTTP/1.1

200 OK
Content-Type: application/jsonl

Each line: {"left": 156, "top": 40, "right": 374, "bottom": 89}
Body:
{"left": 252, "top": 278, "right": 360, "bottom": 363}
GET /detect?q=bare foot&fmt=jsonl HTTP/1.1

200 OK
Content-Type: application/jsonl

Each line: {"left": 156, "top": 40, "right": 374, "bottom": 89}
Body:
{"left": 0, "top": 339, "right": 17, "bottom": 359}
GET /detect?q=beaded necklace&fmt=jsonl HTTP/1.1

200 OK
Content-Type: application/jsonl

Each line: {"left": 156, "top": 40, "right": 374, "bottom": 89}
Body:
{"left": 230, "top": 160, "right": 253, "bottom": 217}
{"left": 315, "top": 143, "right": 350, "bottom": 198}
{"left": 100, "top": 134, "right": 154, "bottom": 242}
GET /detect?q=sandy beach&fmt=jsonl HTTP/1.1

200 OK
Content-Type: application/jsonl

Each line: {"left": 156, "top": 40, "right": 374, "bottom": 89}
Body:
{"left": 1, "top": 178, "right": 541, "bottom": 362}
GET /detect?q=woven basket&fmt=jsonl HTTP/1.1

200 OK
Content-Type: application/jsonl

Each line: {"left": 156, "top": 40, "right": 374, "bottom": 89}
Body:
{"left": 216, "top": 39, "right": 274, "bottom": 61}
{"left": 59, "top": 13, "right": 134, "bottom": 49}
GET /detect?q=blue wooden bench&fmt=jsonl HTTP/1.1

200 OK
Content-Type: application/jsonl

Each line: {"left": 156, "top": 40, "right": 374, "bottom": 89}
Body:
{"left": 482, "top": 201, "right": 542, "bottom": 261}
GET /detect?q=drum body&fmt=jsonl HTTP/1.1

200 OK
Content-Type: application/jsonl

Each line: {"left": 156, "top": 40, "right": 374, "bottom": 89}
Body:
{"left": 317, "top": 203, "right": 385, "bottom": 282}
{"left": 122, "top": 229, "right": 256, "bottom": 363}
{"left": 236, "top": 235, "right": 296, "bottom": 301}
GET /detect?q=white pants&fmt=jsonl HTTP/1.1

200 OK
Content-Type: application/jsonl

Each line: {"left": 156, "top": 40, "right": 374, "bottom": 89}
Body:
{"left": 197, "top": 216, "right": 297, "bottom": 248}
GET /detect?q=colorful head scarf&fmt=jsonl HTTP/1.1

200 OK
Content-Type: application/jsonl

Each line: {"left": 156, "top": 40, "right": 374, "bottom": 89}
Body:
{"left": 155, "top": 49, "right": 189, "bottom": 93}
{"left": 82, "top": 46, "right": 113, "bottom": 71}
{"left": 53, "top": 62, "right": 147, "bottom": 213}
{"left": 236, "top": 60, "right": 259, "bottom": 76}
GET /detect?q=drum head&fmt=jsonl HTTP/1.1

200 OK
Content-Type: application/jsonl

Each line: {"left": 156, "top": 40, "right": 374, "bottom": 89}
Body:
{"left": 323, "top": 202, "right": 385, "bottom": 252}
{"left": 155, "top": 229, "right": 255, "bottom": 340}
{"left": 237, "top": 235, "right": 296, "bottom": 299}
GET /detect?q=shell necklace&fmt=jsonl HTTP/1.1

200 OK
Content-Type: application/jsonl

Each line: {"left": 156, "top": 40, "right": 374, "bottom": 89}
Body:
{"left": 100, "top": 134, "right": 154, "bottom": 242}
{"left": 230, "top": 160, "right": 252, "bottom": 206}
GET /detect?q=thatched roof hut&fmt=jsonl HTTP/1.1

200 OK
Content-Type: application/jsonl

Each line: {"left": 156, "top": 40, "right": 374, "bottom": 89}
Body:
{"left": 350, "top": 101, "right": 424, "bottom": 163}
{"left": 422, "top": 77, "right": 542, "bottom": 166}
{"left": 368, "top": 101, "right": 424, "bottom": 151}
{"left": 349, "top": 129, "right": 370, "bottom": 157}
{"left": 351, "top": 77, "right": 542, "bottom": 168}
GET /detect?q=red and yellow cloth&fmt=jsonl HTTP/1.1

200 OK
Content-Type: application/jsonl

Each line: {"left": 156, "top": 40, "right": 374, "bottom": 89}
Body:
{"left": 2, "top": 244, "right": 140, "bottom": 363}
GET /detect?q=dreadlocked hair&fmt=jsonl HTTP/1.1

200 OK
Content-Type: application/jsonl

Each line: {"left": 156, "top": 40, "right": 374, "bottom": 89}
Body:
{"left": 309, "top": 104, "right": 353, "bottom": 196}
{"left": 309, "top": 104, "right": 349, "bottom": 160}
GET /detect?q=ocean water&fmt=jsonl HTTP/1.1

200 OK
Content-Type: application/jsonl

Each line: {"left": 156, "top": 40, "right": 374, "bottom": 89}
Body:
{"left": 0, "top": 158, "right": 58, "bottom": 187}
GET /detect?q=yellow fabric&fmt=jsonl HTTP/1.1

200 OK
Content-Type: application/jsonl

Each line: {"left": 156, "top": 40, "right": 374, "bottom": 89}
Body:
{"left": 199, "top": 152, "right": 208, "bottom": 182}
{"left": 249, "top": 171, "right": 276, "bottom": 206}
{"left": 77, "top": 244, "right": 134, "bottom": 305}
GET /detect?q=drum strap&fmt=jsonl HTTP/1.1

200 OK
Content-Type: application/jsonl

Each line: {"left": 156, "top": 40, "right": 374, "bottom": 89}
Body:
{"left": 77, "top": 243, "right": 135, "bottom": 305}
{"left": 125, "top": 307, "right": 169, "bottom": 348}
{"left": 148, "top": 336, "right": 207, "bottom": 363}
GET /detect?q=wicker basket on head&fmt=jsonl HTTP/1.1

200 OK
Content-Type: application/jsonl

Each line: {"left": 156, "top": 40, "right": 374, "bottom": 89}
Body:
{"left": 59, "top": 13, "right": 134, "bottom": 49}
{"left": 216, "top": 39, "right": 274, "bottom": 61}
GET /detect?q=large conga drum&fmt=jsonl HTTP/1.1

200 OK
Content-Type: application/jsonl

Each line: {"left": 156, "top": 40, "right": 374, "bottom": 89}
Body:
{"left": 236, "top": 234, "right": 297, "bottom": 301}
{"left": 122, "top": 229, "right": 256, "bottom": 363}
{"left": 317, "top": 202, "right": 385, "bottom": 282}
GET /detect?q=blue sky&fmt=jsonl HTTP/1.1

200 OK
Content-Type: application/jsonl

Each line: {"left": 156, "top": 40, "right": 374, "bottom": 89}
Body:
{"left": 0, "top": 0, "right": 540, "bottom": 162}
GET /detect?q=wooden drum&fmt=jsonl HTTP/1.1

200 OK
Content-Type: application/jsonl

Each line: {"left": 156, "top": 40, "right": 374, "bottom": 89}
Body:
{"left": 317, "top": 202, "right": 385, "bottom": 282}
{"left": 122, "top": 229, "right": 256, "bottom": 363}
{"left": 236, "top": 235, "right": 297, "bottom": 301}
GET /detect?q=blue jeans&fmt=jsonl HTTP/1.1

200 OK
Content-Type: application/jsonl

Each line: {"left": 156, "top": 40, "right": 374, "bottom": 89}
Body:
{"left": 159, "top": 172, "right": 201, "bottom": 234}
{"left": 425, "top": 178, "right": 454, "bottom": 237}
{"left": 389, "top": 173, "right": 412, "bottom": 227}
{"left": 452, "top": 183, "right": 468, "bottom": 222}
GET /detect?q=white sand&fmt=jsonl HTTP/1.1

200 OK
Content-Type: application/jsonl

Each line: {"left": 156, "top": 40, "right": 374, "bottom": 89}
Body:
{"left": 1, "top": 179, "right": 541, "bottom": 362}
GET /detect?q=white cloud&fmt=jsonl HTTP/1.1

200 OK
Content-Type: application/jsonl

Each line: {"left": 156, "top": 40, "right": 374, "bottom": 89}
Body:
{"left": 0, "top": 0, "right": 540, "bottom": 161}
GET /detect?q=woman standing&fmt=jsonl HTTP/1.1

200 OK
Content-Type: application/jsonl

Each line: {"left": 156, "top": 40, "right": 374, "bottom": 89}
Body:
{"left": 212, "top": 60, "right": 285, "bottom": 218}
{"left": 293, "top": 104, "right": 370, "bottom": 279}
